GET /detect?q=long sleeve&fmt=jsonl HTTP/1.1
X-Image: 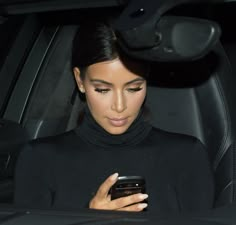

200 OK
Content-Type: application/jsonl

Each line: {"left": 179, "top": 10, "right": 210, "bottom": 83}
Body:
{"left": 13, "top": 129, "right": 215, "bottom": 213}
{"left": 14, "top": 143, "right": 54, "bottom": 208}
{"left": 177, "top": 139, "right": 215, "bottom": 212}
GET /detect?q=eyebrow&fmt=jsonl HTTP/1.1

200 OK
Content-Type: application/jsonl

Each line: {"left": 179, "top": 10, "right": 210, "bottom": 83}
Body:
{"left": 90, "top": 78, "right": 145, "bottom": 86}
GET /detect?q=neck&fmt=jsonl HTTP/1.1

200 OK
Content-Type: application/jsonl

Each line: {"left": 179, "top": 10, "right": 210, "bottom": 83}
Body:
{"left": 75, "top": 105, "right": 152, "bottom": 148}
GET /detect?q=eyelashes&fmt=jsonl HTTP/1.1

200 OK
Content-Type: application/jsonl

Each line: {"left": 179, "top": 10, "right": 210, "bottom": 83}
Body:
{"left": 94, "top": 87, "right": 143, "bottom": 94}
{"left": 127, "top": 87, "right": 143, "bottom": 93}
{"left": 94, "top": 88, "right": 110, "bottom": 94}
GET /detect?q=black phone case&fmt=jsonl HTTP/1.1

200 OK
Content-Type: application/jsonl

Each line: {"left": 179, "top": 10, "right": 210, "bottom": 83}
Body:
{"left": 110, "top": 176, "right": 146, "bottom": 200}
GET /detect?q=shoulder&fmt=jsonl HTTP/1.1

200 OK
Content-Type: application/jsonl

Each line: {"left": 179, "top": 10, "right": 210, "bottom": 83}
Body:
{"left": 149, "top": 128, "right": 212, "bottom": 174}
{"left": 150, "top": 127, "right": 203, "bottom": 144}
{"left": 19, "top": 130, "right": 79, "bottom": 157}
{"left": 149, "top": 127, "right": 207, "bottom": 156}
{"left": 16, "top": 130, "right": 81, "bottom": 171}
{"left": 32, "top": 130, "right": 77, "bottom": 145}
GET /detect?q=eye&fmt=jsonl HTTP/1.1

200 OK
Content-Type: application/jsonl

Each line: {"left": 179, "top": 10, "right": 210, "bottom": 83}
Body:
{"left": 127, "top": 87, "right": 143, "bottom": 93}
{"left": 94, "top": 88, "right": 110, "bottom": 94}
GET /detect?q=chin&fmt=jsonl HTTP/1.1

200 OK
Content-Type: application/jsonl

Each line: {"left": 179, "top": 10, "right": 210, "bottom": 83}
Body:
{"left": 106, "top": 126, "right": 129, "bottom": 135}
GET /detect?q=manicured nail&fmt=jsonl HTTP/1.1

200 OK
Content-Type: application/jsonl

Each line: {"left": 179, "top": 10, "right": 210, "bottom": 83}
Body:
{"left": 139, "top": 194, "right": 148, "bottom": 200}
{"left": 138, "top": 203, "right": 148, "bottom": 209}
{"left": 110, "top": 173, "right": 119, "bottom": 181}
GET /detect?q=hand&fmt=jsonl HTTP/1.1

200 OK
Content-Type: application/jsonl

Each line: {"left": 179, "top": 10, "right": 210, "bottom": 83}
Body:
{"left": 89, "top": 173, "right": 148, "bottom": 212}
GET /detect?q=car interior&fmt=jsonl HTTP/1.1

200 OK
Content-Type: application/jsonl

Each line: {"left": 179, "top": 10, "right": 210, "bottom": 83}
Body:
{"left": 0, "top": 0, "right": 236, "bottom": 224}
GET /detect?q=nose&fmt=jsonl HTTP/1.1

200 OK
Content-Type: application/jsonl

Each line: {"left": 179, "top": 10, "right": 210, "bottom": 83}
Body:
{"left": 111, "top": 90, "right": 127, "bottom": 113}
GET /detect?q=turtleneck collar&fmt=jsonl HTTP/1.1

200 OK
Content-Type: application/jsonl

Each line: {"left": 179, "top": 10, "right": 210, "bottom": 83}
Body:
{"left": 75, "top": 106, "right": 152, "bottom": 148}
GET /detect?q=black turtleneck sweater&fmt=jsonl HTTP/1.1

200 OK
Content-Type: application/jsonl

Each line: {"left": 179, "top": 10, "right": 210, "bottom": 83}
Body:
{"left": 14, "top": 108, "right": 214, "bottom": 214}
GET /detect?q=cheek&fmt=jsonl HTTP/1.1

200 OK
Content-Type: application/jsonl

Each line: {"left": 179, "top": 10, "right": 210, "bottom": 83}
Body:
{"left": 127, "top": 90, "right": 146, "bottom": 110}
{"left": 85, "top": 90, "right": 109, "bottom": 113}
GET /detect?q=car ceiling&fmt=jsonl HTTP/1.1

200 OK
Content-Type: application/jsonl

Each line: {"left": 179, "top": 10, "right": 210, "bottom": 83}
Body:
{"left": 0, "top": 0, "right": 234, "bottom": 15}
{"left": 0, "top": 0, "right": 127, "bottom": 15}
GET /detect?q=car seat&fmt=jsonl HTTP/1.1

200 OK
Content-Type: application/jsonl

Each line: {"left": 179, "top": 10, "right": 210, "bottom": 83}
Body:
{"left": 144, "top": 42, "right": 236, "bottom": 207}
{"left": 0, "top": 119, "right": 29, "bottom": 202}
{"left": 39, "top": 25, "right": 235, "bottom": 207}
{"left": 3, "top": 17, "right": 236, "bottom": 207}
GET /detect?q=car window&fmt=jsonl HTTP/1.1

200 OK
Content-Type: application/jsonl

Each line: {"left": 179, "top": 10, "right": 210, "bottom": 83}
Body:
{"left": 0, "top": 16, "right": 25, "bottom": 116}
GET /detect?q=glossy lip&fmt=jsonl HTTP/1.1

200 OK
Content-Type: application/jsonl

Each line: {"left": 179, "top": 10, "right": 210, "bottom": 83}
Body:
{"left": 108, "top": 117, "right": 129, "bottom": 127}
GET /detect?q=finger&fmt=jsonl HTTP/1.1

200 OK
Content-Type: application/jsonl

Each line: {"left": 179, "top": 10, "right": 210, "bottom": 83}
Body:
{"left": 95, "top": 173, "right": 119, "bottom": 200}
{"left": 110, "top": 193, "right": 148, "bottom": 210}
{"left": 117, "top": 203, "right": 148, "bottom": 212}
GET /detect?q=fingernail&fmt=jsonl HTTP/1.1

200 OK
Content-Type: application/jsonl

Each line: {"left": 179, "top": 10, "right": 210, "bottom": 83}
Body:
{"left": 110, "top": 173, "right": 119, "bottom": 181}
{"left": 139, "top": 194, "right": 148, "bottom": 200}
{"left": 138, "top": 203, "right": 148, "bottom": 209}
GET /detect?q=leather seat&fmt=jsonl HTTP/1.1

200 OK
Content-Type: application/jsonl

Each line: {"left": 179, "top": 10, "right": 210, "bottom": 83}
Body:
{"left": 0, "top": 119, "right": 29, "bottom": 202}
{"left": 19, "top": 25, "right": 236, "bottom": 208}
{"left": 145, "top": 42, "right": 236, "bottom": 207}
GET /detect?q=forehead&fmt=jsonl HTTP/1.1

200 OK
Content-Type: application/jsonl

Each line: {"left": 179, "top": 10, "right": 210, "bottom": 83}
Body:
{"left": 85, "top": 58, "right": 146, "bottom": 83}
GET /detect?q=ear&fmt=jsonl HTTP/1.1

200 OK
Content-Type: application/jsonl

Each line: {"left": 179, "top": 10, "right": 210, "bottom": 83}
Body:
{"left": 73, "top": 67, "right": 85, "bottom": 93}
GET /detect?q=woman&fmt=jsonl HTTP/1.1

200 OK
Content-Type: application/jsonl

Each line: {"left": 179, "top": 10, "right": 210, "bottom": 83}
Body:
{"left": 14, "top": 20, "right": 215, "bottom": 213}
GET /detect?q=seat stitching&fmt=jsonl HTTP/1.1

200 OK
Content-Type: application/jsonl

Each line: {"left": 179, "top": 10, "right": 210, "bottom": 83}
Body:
{"left": 212, "top": 72, "right": 231, "bottom": 171}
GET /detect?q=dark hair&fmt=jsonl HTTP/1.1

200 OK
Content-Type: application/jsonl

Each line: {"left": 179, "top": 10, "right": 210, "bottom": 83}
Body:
{"left": 72, "top": 20, "right": 150, "bottom": 80}
{"left": 72, "top": 20, "right": 151, "bottom": 124}
{"left": 72, "top": 21, "right": 119, "bottom": 73}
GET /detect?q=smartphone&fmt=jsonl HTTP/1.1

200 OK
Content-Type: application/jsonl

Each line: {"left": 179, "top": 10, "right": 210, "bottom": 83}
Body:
{"left": 110, "top": 176, "right": 146, "bottom": 200}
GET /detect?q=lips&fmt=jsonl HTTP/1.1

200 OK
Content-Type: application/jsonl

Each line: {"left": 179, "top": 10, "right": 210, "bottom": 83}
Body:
{"left": 108, "top": 117, "right": 128, "bottom": 127}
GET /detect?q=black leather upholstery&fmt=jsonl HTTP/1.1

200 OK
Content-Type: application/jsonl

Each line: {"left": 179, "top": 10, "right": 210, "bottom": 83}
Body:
{"left": 145, "top": 42, "right": 236, "bottom": 207}
{"left": 18, "top": 25, "right": 236, "bottom": 207}
{"left": 0, "top": 119, "right": 29, "bottom": 202}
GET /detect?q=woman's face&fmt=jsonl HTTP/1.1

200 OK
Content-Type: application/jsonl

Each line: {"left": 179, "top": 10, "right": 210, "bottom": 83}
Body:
{"left": 74, "top": 58, "right": 147, "bottom": 135}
